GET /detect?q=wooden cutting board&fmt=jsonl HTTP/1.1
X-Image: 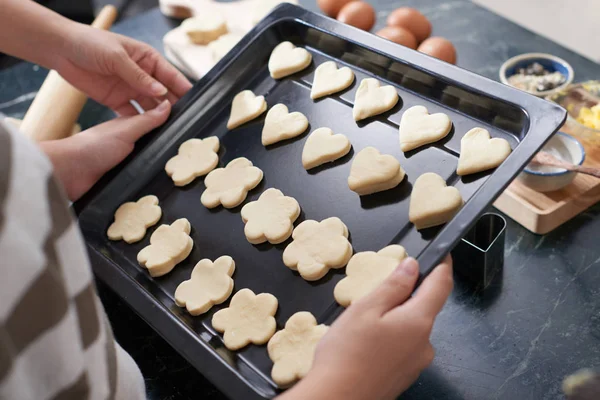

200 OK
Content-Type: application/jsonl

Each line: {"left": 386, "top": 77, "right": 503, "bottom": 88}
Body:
{"left": 494, "top": 127, "right": 600, "bottom": 234}
{"left": 160, "top": 0, "right": 298, "bottom": 80}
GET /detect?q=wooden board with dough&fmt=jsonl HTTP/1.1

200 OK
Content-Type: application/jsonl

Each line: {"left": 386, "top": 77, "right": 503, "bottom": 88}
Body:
{"left": 160, "top": 0, "right": 298, "bottom": 79}
{"left": 75, "top": 5, "right": 566, "bottom": 399}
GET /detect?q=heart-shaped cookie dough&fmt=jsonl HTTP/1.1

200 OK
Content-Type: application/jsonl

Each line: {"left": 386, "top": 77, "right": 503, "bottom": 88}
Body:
{"left": 399, "top": 105, "right": 452, "bottom": 152}
{"left": 310, "top": 61, "right": 355, "bottom": 100}
{"left": 302, "top": 128, "right": 352, "bottom": 170}
{"left": 457, "top": 127, "right": 512, "bottom": 176}
{"left": 352, "top": 78, "right": 399, "bottom": 121}
{"left": 348, "top": 147, "right": 405, "bottom": 195}
{"left": 227, "top": 90, "right": 267, "bottom": 130}
{"left": 262, "top": 104, "right": 309, "bottom": 146}
{"left": 268, "top": 41, "right": 312, "bottom": 79}
{"left": 409, "top": 172, "right": 463, "bottom": 230}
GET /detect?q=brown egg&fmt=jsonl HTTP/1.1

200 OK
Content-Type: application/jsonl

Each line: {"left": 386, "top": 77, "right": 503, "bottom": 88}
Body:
{"left": 337, "top": 1, "right": 376, "bottom": 31}
{"left": 386, "top": 7, "right": 432, "bottom": 43}
{"left": 317, "top": 0, "right": 353, "bottom": 18}
{"left": 418, "top": 37, "right": 457, "bottom": 64}
{"left": 376, "top": 26, "right": 418, "bottom": 49}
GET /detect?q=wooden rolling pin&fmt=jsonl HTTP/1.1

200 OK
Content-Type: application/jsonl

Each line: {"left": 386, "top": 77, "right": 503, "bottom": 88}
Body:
{"left": 19, "top": 5, "right": 118, "bottom": 141}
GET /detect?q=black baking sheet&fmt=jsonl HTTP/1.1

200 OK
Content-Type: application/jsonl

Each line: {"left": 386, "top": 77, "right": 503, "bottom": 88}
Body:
{"left": 76, "top": 5, "right": 566, "bottom": 399}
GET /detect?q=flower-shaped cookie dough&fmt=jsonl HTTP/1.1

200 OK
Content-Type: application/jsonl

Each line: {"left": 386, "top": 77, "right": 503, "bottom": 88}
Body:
{"left": 283, "top": 217, "right": 353, "bottom": 281}
{"left": 175, "top": 256, "right": 235, "bottom": 316}
{"left": 334, "top": 245, "right": 408, "bottom": 307}
{"left": 107, "top": 195, "right": 162, "bottom": 243}
{"left": 137, "top": 218, "right": 193, "bottom": 277}
{"left": 267, "top": 312, "right": 329, "bottom": 387}
{"left": 201, "top": 157, "right": 264, "bottom": 209}
{"left": 240, "top": 188, "right": 300, "bottom": 244}
{"left": 212, "top": 288, "right": 278, "bottom": 350}
{"left": 165, "top": 136, "right": 220, "bottom": 186}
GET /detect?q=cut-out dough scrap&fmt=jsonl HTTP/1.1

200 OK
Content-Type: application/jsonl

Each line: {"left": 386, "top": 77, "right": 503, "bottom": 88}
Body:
{"left": 227, "top": 90, "right": 267, "bottom": 130}
{"left": 310, "top": 61, "right": 355, "bottom": 100}
{"left": 241, "top": 188, "right": 300, "bottom": 244}
{"left": 348, "top": 147, "right": 405, "bottom": 195}
{"left": 399, "top": 105, "right": 452, "bottom": 152}
{"left": 268, "top": 41, "right": 312, "bottom": 79}
{"left": 181, "top": 13, "right": 227, "bottom": 45}
{"left": 267, "top": 311, "right": 329, "bottom": 387}
{"left": 334, "top": 245, "right": 408, "bottom": 307}
{"left": 165, "top": 136, "right": 220, "bottom": 186}
{"left": 302, "top": 128, "right": 352, "bottom": 170}
{"left": 457, "top": 127, "right": 512, "bottom": 176}
{"left": 212, "top": 288, "right": 278, "bottom": 350}
{"left": 107, "top": 195, "right": 162, "bottom": 244}
{"left": 137, "top": 218, "right": 193, "bottom": 277}
{"left": 175, "top": 256, "right": 235, "bottom": 316}
{"left": 352, "top": 78, "right": 399, "bottom": 121}
{"left": 201, "top": 157, "right": 264, "bottom": 209}
{"left": 209, "top": 33, "right": 243, "bottom": 62}
{"left": 283, "top": 217, "right": 352, "bottom": 281}
{"left": 409, "top": 172, "right": 464, "bottom": 230}
{"left": 262, "top": 104, "right": 309, "bottom": 146}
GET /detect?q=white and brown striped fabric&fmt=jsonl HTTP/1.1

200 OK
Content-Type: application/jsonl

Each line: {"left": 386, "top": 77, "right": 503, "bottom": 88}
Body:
{"left": 0, "top": 118, "right": 145, "bottom": 400}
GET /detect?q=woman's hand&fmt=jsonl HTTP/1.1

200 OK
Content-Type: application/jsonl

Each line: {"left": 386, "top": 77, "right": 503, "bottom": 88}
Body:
{"left": 55, "top": 24, "right": 192, "bottom": 116}
{"left": 281, "top": 257, "right": 454, "bottom": 400}
{"left": 40, "top": 100, "right": 171, "bottom": 201}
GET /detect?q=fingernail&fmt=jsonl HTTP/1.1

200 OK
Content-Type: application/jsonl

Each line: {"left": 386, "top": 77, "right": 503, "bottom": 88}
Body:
{"left": 397, "top": 258, "right": 418, "bottom": 276}
{"left": 151, "top": 81, "right": 168, "bottom": 96}
{"left": 154, "top": 100, "right": 170, "bottom": 113}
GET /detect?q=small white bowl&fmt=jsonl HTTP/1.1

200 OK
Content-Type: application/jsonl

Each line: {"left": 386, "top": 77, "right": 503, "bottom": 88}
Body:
{"left": 499, "top": 53, "right": 574, "bottom": 97}
{"left": 517, "top": 132, "right": 585, "bottom": 193}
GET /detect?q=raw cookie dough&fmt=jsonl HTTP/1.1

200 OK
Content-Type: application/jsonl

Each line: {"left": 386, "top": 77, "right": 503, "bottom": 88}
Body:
{"left": 240, "top": 188, "right": 300, "bottom": 244}
{"left": 262, "top": 104, "right": 309, "bottom": 146}
{"left": 302, "top": 128, "right": 352, "bottom": 170}
{"left": 181, "top": 13, "right": 227, "bottom": 45}
{"left": 201, "top": 157, "right": 264, "bottom": 209}
{"left": 137, "top": 218, "right": 193, "bottom": 277}
{"left": 348, "top": 147, "right": 405, "bottom": 195}
{"left": 165, "top": 136, "right": 220, "bottom": 186}
{"left": 409, "top": 172, "right": 464, "bottom": 230}
{"left": 457, "top": 127, "right": 512, "bottom": 176}
{"left": 212, "top": 288, "right": 278, "bottom": 350}
{"left": 283, "top": 217, "right": 352, "bottom": 281}
{"left": 209, "top": 33, "right": 242, "bottom": 62}
{"left": 107, "top": 195, "right": 162, "bottom": 244}
{"left": 227, "top": 90, "right": 267, "bottom": 130}
{"left": 334, "top": 245, "right": 408, "bottom": 307}
{"left": 352, "top": 78, "right": 399, "bottom": 121}
{"left": 267, "top": 311, "right": 329, "bottom": 387}
{"left": 310, "top": 61, "right": 355, "bottom": 100}
{"left": 399, "top": 105, "right": 452, "bottom": 152}
{"left": 268, "top": 41, "right": 312, "bottom": 79}
{"left": 175, "top": 256, "right": 235, "bottom": 316}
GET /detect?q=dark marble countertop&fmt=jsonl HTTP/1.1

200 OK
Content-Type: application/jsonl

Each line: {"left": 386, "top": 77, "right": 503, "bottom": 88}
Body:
{"left": 1, "top": 1, "right": 599, "bottom": 399}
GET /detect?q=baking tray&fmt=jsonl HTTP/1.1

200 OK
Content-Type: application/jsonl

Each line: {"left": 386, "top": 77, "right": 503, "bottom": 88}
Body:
{"left": 75, "top": 4, "right": 566, "bottom": 399}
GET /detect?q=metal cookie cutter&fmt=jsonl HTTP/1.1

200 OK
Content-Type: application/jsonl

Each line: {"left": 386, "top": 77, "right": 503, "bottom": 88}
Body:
{"left": 451, "top": 213, "right": 507, "bottom": 290}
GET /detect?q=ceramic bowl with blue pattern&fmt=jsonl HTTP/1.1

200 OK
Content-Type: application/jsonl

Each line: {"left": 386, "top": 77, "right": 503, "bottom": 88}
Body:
{"left": 500, "top": 53, "right": 574, "bottom": 97}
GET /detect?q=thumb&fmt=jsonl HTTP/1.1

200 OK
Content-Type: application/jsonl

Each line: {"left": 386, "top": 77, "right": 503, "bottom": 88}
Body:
{"left": 119, "top": 55, "right": 168, "bottom": 97}
{"left": 102, "top": 100, "right": 171, "bottom": 143}
{"left": 355, "top": 257, "right": 420, "bottom": 314}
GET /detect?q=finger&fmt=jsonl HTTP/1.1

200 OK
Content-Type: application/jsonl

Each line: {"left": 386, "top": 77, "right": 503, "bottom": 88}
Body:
{"left": 165, "top": 90, "right": 179, "bottom": 105}
{"left": 404, "top": 256, "right": 454, "bottom": 318}
{"left": 114, "top": 102, "right": 139, "bottom": 117}
{"left": 118, "top": 53, "right": 168, "bottom": 98}
{"left": 134, "top": 95, "right": 161, "bottom": 112}
{"left": 355, "top": 257, "right": 419, "bottom": 314}
{"left": 100, "top": 100, "right": 171, "bottom": 143}
{"left": 152, "top": 54, "right": 193, "bottom": 98}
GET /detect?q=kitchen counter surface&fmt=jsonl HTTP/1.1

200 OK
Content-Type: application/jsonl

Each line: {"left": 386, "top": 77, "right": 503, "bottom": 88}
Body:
{"left": 0, "top": 1, "right": 598, "bottom": 399}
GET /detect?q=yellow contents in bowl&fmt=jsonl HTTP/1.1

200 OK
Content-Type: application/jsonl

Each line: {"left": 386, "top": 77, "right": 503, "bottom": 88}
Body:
{"left": 577, "top": 104, "right": 600, "bottom": 129}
